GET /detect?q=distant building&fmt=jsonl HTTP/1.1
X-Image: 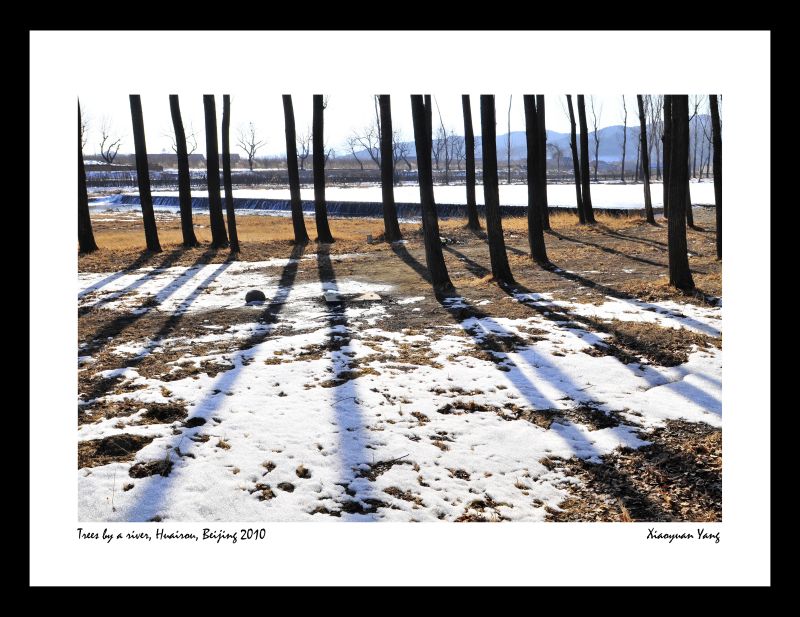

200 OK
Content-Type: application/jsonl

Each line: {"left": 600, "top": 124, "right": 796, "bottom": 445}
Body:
{"left": 84, "top": 163, "right": 137, "bottom": 172}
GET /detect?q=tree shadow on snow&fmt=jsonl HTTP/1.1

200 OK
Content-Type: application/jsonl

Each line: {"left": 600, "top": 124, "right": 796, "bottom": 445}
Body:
{"left": 116, "top": 245, "right": 306, "bottom": 521}
{"left": 442, "top": 244, "right": 720, "bottom": 416}
{"left": 78, "top": 249, "right": 178, "bottom": 300}
{"left": 78, "top": 248, "right": 191, "bottom": 309}
{"left": 315, "top": 245, "right": 379, "bottom": 520}
{"left": 79, "top": 249, "right": 234, "bottom": 406}
{"left": 390, "top": 241, "right": 669, "bottom": 520}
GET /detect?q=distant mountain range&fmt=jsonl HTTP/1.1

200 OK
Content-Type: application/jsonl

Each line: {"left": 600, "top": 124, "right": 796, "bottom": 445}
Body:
{"left": 348, "top": 115, "right": 711, "bottom": 164}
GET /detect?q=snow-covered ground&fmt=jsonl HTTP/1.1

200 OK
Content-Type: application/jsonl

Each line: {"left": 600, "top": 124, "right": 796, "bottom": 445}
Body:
{"left": 78, "top": 257, "right": 721, "bottom": 522}
{"left": 91, "top": 181, "right": 716, "bottom": 211}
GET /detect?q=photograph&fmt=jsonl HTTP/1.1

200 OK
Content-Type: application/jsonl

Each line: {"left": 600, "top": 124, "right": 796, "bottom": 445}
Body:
{"left": 29, "top": 29, "right": 771, "bottom": 587}
{"left": 77, "top": 90, "right": 722, "bottom": 523}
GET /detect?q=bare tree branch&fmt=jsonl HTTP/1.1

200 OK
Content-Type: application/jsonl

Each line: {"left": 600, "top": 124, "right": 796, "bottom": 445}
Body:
{"left": 620, "top": 95, "right": 628, "bottom": 182}
{"left": 450, "top": 131, "right": 466, "bottom": 171}
{"left": 98, "top": 117, "right": 122, "bottom": 165}
{"left": 236, "top": 122, "right": 264, "bottom": 171}
{"left": 297, "top": 127, "right": 312, "bottom": 170}
{"left": 432, "top": 126, "right": 446, "bottom": 171}
{"left": 434, "top": 96, "right": 454, "bottom": 184}
{"left": 589, "top": 95, "right": 602, "bottom": 182}
{"left": 164, "top": 121, "right": 199, "bottom": 158}
{"left": 185, "top": 122, "right": 198, "bottom": 156}
{"left": 80, "top": 104, "right": 89, "bottom": 152}
{"left": 546, "top": 142, "right": 563, "bottom": 173}
{"left": 392, "top": 130, "right": 412, "bottom": 171}
{"left": 350, "top": 124, "right": 381, "bottom": 168}
{"left": 507, "top": 94, "right": 512, "bottom": 183}
{"left": 346, "top": 135, "right": 365, "bottom": 170}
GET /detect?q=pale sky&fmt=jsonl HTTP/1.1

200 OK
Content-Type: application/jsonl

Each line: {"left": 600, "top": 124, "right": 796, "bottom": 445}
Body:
{"left": 78, "top": 93, "right": 681, "bottom": 159}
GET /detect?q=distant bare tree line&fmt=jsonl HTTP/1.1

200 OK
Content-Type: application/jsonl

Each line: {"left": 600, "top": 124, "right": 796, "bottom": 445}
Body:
{"left": 79, "top": 96, "right": 717, "bottom": 183}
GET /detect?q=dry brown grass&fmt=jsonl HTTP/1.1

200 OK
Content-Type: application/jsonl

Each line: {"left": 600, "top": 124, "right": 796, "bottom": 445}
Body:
{"left": 436, "top": 210, "right": 646, "bottom": 233}
{"left": 78, "top": 433, "right": 155, "bottom": 468}
{"left": 90, "top": 213, "right": 388, "bottom": 250}
{"left": 546, "top": 420, "right": 721, "bottom": 522}
{"left": 618, "top": 272, "right": 721, "bottom": 301}
{"left": 80, "top": 213, "right": 397, "bottom": 271}
{"left": 87, "top": 210, "right": 643, "bottom": 254}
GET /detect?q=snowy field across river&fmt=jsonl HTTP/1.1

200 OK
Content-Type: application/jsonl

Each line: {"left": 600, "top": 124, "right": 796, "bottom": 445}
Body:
{"left": 90, "top": 180, "right": 716, "bottom": 212}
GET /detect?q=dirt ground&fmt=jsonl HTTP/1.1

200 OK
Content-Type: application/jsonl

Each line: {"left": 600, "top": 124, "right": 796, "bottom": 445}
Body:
{"left": 78, "top": 207, "right": 721, "bottom": 522}
{"left": 81, "top": 207, "right": 720, "bottom": 300}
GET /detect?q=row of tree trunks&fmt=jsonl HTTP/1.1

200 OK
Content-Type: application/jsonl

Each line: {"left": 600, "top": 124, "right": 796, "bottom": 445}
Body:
{"left": 83, "top": 93, "right": 718, "bottom": 301}
{"left": 566, "top": 95, "right": 585, "bottom": 224}
{"left": 84, "top": 95, "right": 240, "bottom": 255}
{"left": 576, "top": 95, "right": 596, "bottom": 224}
{"left": 410, "top": 95, "right": 453, "bottom": 293}
{"left": 523, "top": 95, "right": 548, "bottom": 264}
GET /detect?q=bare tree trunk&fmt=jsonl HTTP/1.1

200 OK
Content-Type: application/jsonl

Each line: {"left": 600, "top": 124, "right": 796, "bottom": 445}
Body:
{"left": 222, "top": 95, "right": 240, "bottom": 253}
{"left": 710, "top": 94, "right": 722, "bottom": 260}
{"left": 536, "top": 95, "right": 551, "bottom": 231}
{"left": 480, "top": 95, "right": 514, "bottom": 284}
{"left": 410, "top": 95, "right": 452, "bottom": 293}
{"left": 378, "top": 95, "right": 401, "bottom": 242}
{"left": 523, "top": 95, "right": 548, "bottom": 264}
{"left": 462, "top": 95, "right": 481, "bottom": 230}
{"left": 169, "top": 95, "right": 198, "bottom": 247}
{"left": 312, "top": 94, "right": 334, "bottom": 243}
{"left": 425, "top": 94, "right": 433, "bottom": 174}
{"left": 685, "top": 173, "right": 695, "bottom": 228}
{"left": 697, "top": 129, "right": 706, "bottom": 181}
{"left": 662, "top": 94, "right": 672, "bottom": 220}
{"left": 577, "top": 95, "right": 596, "bottom": 223}
{"left": 434, "top": 98, "right": 451, "bottom": 186}
{"left": 667, "top": 95, "right": 694, "bottom": 292}
{"left": 507, "top": 95, "right": 512, "bottom": 184}
{"left": 692, "top": 113, "right": 699, "bottom": 178}
{"left": 566, "top": 95, "right": 585, "bottom": 224}
{"left": 621, "top": 95, "right": 627, "bottom": 183}
{"left": 78, "top": 100, "right": 98, "bottom": 253}
{"left": 636, "top": 95, "right": 656, "bottom": 224}
{"left": 590, "top": 97, "right": 600, "bottom": 182}
{"left": 203, "top": 95, "right": 228, "bottom": 247}
{"left": 705, "top": 133, "right": 712, "bottom": 178}
{"left": 282, "top": 95, "right": 309, "bottom": 245}
{"left": 129, "top": 95, "right": 162, "bottom": 252}
{"left": 635, "top": 136, "right": 640, "bottom": 183}
{"left": 655, "top": 135, "right": 662, "bottom": 181}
